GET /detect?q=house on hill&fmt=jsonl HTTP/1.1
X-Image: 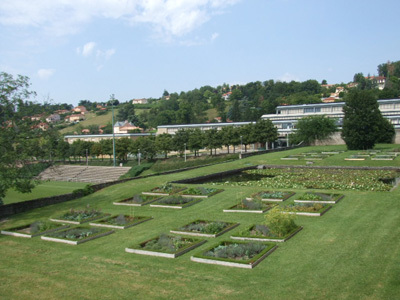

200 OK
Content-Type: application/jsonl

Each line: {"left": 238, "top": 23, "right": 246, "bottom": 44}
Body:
{"left": 114, "top": 121, "right": 142, "bottom": 133}
{"left": 132, "top": 98, "right": 148, "bottom": 105}
{"left": 65, "top": 114, "right": 85, "bottom": 123}
{"left": 46, "top": 114, "right": 60, "bottom": 123}
{"left": 72, "top": 106, "right": 88, "bottom": 114}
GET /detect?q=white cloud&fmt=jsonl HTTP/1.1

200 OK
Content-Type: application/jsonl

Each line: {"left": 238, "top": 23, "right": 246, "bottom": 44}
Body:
{"left": 76, "top": 42, "right": 116, "bottom": 70}
{"left": 76, "top": 42, "right": 97, "bottom": 57}
{"left": 37, "top": 68, "right": 55, "bottom": 79}
{"left": 278, "top": 72, "right": 300, "bottom": 82}
{"left": 211, "top": 32, "right": 219, "bottom": 41}
{"left": 0, "top": 0, "right": 240, "bottom": 38}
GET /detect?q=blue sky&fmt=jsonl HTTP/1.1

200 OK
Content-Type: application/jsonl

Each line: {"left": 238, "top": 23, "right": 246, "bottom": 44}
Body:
{"left": 1, "top": 0, "right": 399, "bottom": 106}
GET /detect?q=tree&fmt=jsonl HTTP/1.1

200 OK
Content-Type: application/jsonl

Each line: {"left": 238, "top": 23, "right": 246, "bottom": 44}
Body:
{"left": 172, "top": 129, "right": 189, "bottom": 156}
{"left": 117, "top": 102, "right": 135, "bottom": 123}
{"left": 116, "top": 138, "right": 133, "bottom": 161}
{"left": 203, "top": 129, "right": 221, "bottom": 156}
{"left": 292, "top": 116, "right": 337, "bottom": 145}
{"left": 187, "top": 128, "right": 204, "bottom": 156}
{"left": 0, "top": 72, "right": 39, "bottom": 204}
{"left": 376, "top": 118, "right": 395, "bottom": 144}
{"left": 341, "top": 90, "right": 384, "bottom": 150}
{"left": 155, "top": 133, "right": 173, "bottom": 158}
{"left": 253, "top": 119, "right": 278, "bottom": 147}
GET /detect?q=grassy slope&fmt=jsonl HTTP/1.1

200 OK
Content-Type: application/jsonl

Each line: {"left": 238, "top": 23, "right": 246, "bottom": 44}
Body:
{"left": 1, "top": 145, "right": 400, "bottom": 299}
{"left": 59, "top": 110, "right": 119, "bottom": 134}
{"left": 3, "top": 181, "right": 88, "bottom": 205}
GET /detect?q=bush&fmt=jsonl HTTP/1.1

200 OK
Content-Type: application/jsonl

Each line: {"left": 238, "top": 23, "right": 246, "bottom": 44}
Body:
{"left": 264, "top": 207, "right": 297, "bottom": 237}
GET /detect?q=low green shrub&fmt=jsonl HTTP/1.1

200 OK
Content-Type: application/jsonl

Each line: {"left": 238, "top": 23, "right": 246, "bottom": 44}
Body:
{"left": 264, "top": 208, "right": 297, "bottom": 237}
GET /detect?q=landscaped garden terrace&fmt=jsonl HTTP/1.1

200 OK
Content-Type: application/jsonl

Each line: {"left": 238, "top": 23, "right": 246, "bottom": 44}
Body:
{"left": 1, "top": 144, "right": 399, "bottom": 299}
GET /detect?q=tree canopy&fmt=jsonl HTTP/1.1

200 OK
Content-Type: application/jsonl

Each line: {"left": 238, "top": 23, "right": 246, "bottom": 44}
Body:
{"left": 292, "top": 116, "right": 337, "bottom": 145}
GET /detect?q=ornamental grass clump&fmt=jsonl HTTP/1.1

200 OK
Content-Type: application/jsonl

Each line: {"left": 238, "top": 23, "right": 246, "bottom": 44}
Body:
{"left": 157, "top": 196, "right": 193, "bottom": 205}
{"left": 182, "top": 221, "right": 228, "bottom": 234}
{"left": 204, "top": 242, "right": 266, "bottom": 260}
{"left": 264, "top": 208, "right": 298, "bottom": 237}
{"left": 59, "top": 208, "right": 103, "bottom": 222}
{"left": 142, "top": 234, "right": 192, "bottom": 253}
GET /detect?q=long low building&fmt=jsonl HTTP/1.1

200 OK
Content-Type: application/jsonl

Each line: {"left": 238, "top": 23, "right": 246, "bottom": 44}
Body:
{"left": 64, "top": 133, "right": 151, "bottom": 144}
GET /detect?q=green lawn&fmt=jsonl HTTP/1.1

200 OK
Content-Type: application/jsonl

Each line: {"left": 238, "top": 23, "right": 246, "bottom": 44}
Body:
{"left": 0, "top": 146, "right": 400, "bottom": 299}
{"left": 3, "top": 181, "right": 88, "bottom": 205}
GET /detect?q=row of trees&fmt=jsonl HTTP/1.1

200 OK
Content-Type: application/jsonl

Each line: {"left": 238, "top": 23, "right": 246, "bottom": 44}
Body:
{"left": 63, "top": 119, "right": 278, "bottom": 161}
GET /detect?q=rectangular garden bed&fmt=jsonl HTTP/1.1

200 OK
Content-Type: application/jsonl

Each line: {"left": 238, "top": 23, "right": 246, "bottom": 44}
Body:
{"left": 180, "top": 187, "right": 223, "bottom": 198}
{"left": 223, "top": 200, "right": 276, "bottom": 214}
{"left": 247, "top": 191, "right": 295, "bottom": 202}
{"left": 41, "top": 226, "right": 115, "bottom": 245}
{"left": 170, "top": 220, "right": 240, "bottom": 238}
{"left": 50, "top": 208, "right": 109, "bottom": 224}
{"left": 231, "top": 225, "right": 303, "bottom": 242}
{"left": 191, "top": 240, "right": 277, "bottom": 269}
{"left": 1, "top": 221, "right": 69, "bottom": 238}
{"left": 142, "top": 184, "right": 186, "bottom": 196}
{"left": 113, "top": 194, "right": 161, "bottom": 206}
{"left": 281, "top": 203, "right": 332, "bottom": 216}
{"left": 294, "top": 192, "right": 344, "bottom": 204}
{"left": 89, "top": 214, "right": 152, "bottom": 229}
{"left": 150, "top": 196, "right": 201, "bottom": 209}
{"left": 125, "top": 234, "right": 206, "bottom": 258}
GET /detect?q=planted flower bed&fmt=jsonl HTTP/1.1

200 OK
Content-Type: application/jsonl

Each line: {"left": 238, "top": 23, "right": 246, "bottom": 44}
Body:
{"left": 170, "top": 220, "right": 240, "bottom": 238}
{"left": 345, "top": 155, "right": 367, "bottom": 161}
{"left": 41, "top": 226, "right": 114, "bottom": 245}
{"left": 1, "top": 221, "right": 69, "bottom": 238}
{"left": 50, "top": 208, "right": 109, "bottom": 224}
{"left": 223, "top": 199, "right": 276, "bottom": 213}
{"left": 142, "top": 183, "right": 186, "bottom": 196}
{"left": 294, "top": 192, "right": 344, "bottom": 204}
{"left": 125, "top": 234, "right": 206, "bottom": 258}
{"left": 282, "top": 203, "right": 332, "bottom": 216}
{"left": 150, "top": 195, "right": 201, "bottom": 209}
{"left": 371, "top": 155, "right": 396, "bottom": 161}
{"left": 89, "top": 214, "right": 152, "bottom": 229}
{"left": 191, "top": 240, "right": 277, "bottom": 269}
{"left": 231, "top": 224, "right": 302, "bottom": 242}
{"left": 180, "top": 187, "right": 223, "bottom": 198}
{"left": 247, "top": 190, "right": 294, "bottom": 202}
{"left": 113, "top": 194, "right": 161, "bottom": 206}
{"left": 209, "top": 168, "right": 398, "bottom": 192}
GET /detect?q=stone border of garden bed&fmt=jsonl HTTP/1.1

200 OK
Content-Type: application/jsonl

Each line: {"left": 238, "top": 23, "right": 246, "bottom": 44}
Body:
{"left": 170, "top": 222, "right": 240, "bottom": 238}
{"left": 50, "top": 214, "right": 110, "bottom": 225}
{"left": 190, "top": 244, "right": 278, "bottom": 269}
{"left": 294, "top": 194, "right": 344, "bottom": 204}
{"left": 246, "top": 191, "right": 295, "bottom": 202}
{"left": 125, "top": 239, "right": 206, "bottom": 258}
{"left": 1, "top": 225, "right": 69, "bottom": 238}
{"left": 230, "top": 226, "right": 303, "bottom": 243}
{"left": 223, "top": 204, "right": 275, "bottom": 214}
{"left": 180, "top": 189, "right": 224, "bottom": 199}
{"left": 41, "top": 229, "right": 115, "bottom": 245}
{"left": 150, "top": 198, "right": 202, "bottom": 209}
{"left": 89, "top": 216, "right": 152, "bottom": 229}
{"left": 113, "top": 197, "right": 160, "bottom": 207}
{"left": 282, "top": 205, "right": 332, "bottom": 216}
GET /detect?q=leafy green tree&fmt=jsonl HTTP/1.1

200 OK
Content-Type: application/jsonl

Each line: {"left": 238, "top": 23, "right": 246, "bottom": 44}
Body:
{"left": 116, "top": 138, "right": 133, "bottom": 161}
{"left": 376, "top": 118, "right": 395, "bottom": 144}
{"left": 240, "top": 123, "right": 256, "bottom": 152}
{"left": 155, "top": 133, "right": 173, "bottom": 158}
{"left": 91, "top": 142, "right": 104, "bottom": 160}
{"left": 253, "top": 119, "right": 278, "bottom": 147}
{"left": 132, "top": 136, "right": 156, "bottom": 160}
{"left": 172, "top": 129, "right": 189, "bottom": 156}
{"left": 187, "top": 128, "right": 204, "bottom": 156}
{"left": 117, "top": 102, "right": 135, "bottom": 123}
{"left": 100, "top": 139, "right": 113, "bottom": 161}
{"left": 56, "top": 139, "right": 70, "bottom": 162}
{"left": 219, "top": 126, "right": 235, "bottom": 154}
{"left": 341, "top": 90, "right": 384, "bottom": 150}
{"left": 292, "top": 116, "right": 337, "bottom": 145}
{"left": 203, "top": 129, "right": 221, "bottom": 156}
{"left": 228, "top": 100, "right": 241, "bottom": 122}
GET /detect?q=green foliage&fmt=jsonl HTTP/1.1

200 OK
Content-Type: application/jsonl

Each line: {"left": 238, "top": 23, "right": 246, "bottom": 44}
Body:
{"left": 204, "top": 242, "right": 266, "bottom": 260}
{"left": 211, "top": 167, "right": 397, "bottom": 192}
{"left": 238, "top": 199, "right": 263, "bottom": 210}
{"left": 58, "top": 207, "right": 103, "bottom": 221}
{"left": 72, "top": 184, "right": 95, "bottom": 196}
{"left": 264, "top": 207, "right": 297, "bottom": 237}
{"left": 184, "top": 187, "right": 217, "bottom": 195}
{"left": 342, "top": 90, "right": 385, "bottom": 150}
{"left": 292, "top": 115, "right": 337, "bottom": 145}
{"left": 157, "top": 196, "right": 193, "bottom": 205}
{"left": 119, "top": 162, "right": 154, "bottom": 179}
{"left": 29, "top": 221, "right": 57, "bottom": 234}
{"left": 48, "top": 227, "right": 105, "bottom": 240}
{"left": 181, "top": 220, "right": 228, "bottom": 234}
{"left": 284, "top": 203, "right": 327, "bottom": 212}
{"left": 142, "top": 234, "right": 194, "bottom": 253}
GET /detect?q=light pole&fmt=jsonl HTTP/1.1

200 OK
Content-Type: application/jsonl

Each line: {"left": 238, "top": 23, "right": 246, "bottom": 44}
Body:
{"left": 240, "top": 135, "right": 243, "bottom": 154}
{"left": 138, "top": 149, "right": 141, "bottom": 166}
{"left": 184, "top": 143, "right": 187, "bottom": 162}
{"left": 86, "top": 149, "right": 88, "bottom": 166}
{"left": 111, "top": 98, "right": 116, "bottom": 167}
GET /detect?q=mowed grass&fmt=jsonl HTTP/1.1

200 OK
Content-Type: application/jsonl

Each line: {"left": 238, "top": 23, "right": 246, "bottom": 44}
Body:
{"left": 1, "top": 146, "right": 400, "bottom": 299}
{"left": 3, "top": 181, "right": 88, "bottom": 205}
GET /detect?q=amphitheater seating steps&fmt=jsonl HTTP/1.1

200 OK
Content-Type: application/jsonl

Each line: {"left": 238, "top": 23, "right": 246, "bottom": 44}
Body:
{"left": 37, "top": 165, "right": 131, "bottom": 183}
